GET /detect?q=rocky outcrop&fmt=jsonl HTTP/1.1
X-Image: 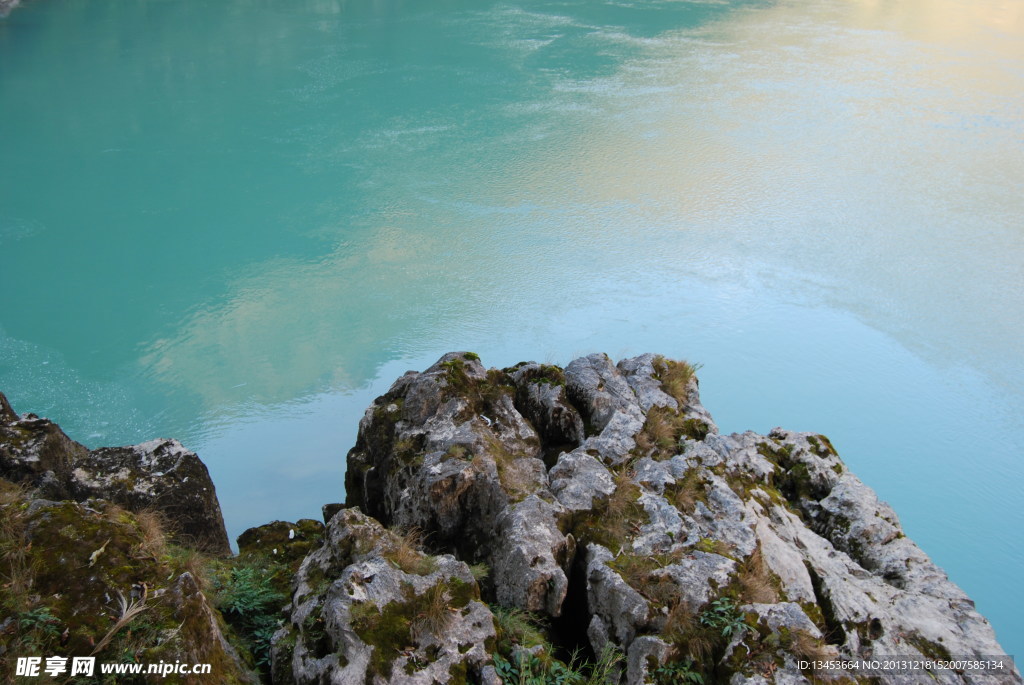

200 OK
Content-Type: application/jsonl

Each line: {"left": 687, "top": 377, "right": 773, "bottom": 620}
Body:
{"left": 0, "top": 390, "right": 230, "bottom": 555}
{"left": 2, "top": 349, "right": 1018, "bottom": 684}
{"left": 310, "top": 353, "right": 1018, "bottom": 684}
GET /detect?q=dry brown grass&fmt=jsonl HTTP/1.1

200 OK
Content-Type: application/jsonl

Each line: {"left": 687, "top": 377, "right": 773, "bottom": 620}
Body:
{"left": 653, "top": 356, "right": 696, "bottom": 405}
{"left": 663, "top": 602, "right": 715, "bottom": 663}
{"left": 91, "top": 587, "right": 151, "bottom": 656}
{"left": 384, "top": 528, "right": 438, "bottom": 576}
{"left": 738, "top": 545, "right": 780, "bottom": 604}
{"left": 410, "top": 582, "right": 454, "bottom": 641}
{"left": 134, "top": 508, "right": 170, "bottom": 560}
{"left": 665, "top": 469, "right": 707, "bottom": 514}
{"left": 635, "top": 406, "right": 682, "bottom": 460}
{"left": 0, "top": 483, "right": 34, "bottom": 611}
{"left": 573, "top": 470, "right": 648, "bottom": 553}
{"left": 168, "top": 545, "right": 209, "bottom": 588}
{"left": 791, "top": 629, "right": 833, "bottom": 661}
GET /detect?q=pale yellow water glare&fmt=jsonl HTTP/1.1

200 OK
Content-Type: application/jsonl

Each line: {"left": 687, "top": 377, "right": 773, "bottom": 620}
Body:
{"left": 514, "top": 0, "right": 1024, "bottom": 379}
{"left": 139, "top": 225, "right": 464, "bottom": 406}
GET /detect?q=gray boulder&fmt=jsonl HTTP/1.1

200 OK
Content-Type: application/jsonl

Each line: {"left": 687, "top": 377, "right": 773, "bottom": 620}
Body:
{"left": 271, "top": 508, "right": 495, "bottom": 684}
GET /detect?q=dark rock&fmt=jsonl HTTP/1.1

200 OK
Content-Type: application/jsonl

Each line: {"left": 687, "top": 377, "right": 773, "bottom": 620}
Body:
{"left": 508, "top": 362, "right": 585, "bottom": 452}
{"left": 321, "top": 502, "right": 344, "bottom": 524}
{"left": 237, "top": 518, "right": 324, "bottom": 565}
{"left": 70, "top": 439, "right": 231, "bottom": 555}
{"left": 0, "top": 392, "right": 231, "bottom": 556}
{"left": 0, "top": 394, "right": 89, "bottom": 498}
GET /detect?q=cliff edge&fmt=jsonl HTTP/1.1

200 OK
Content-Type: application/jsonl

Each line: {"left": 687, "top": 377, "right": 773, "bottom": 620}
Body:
{"left": 1, "top": 352, "right": 1018, "bottom": 684}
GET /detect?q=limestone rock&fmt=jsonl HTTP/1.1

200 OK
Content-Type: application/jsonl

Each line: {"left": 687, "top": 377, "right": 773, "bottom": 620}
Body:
{"left": 271, "top": 508, "right": 495, "bottom": 684}
{"left": 343, "top": 352, "right": 570, "bottom": 617}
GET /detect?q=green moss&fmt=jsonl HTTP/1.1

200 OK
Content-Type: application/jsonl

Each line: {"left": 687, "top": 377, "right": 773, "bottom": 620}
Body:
{"left": 694, "top": 537, "right": 736, "bottom": 559}
{"left": 301, "top": 604, "right": 330, "bottom": 656}
{"left": 799, "top": 601, "right": 827, "bottom": 633}
{"left": 607, "top": 551, "right": 686, "bottom": 608}
{"left": 528, "top": 364, "right": 566, "bottom": 387}
{"left": 348, "top": 575, "right": 481, "bottom": 679}
{"left": 756, "top": 441, "right": 794, "bottom": 467}
{"left": 462, "top": 352, "right": 481, "bottom": 362}
{"left": 806, "top": 434, "right": 838, "bottom": 458}
{"left": 0, "top": 490, "right": 258, "bottom": 683}
{"left": 905, "top": 632, "right": 952, "bottom": 662}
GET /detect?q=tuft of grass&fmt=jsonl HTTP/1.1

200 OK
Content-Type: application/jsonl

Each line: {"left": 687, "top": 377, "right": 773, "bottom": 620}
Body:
{"left": 469, "top": 562, "right": 490, "bottom": 583}
{"left": 572, "top": 470, "right": 648, "bottom": 553}
{"left": 491, "top": 604, "right": 548, "bottom": 651}
{"left": 737, "top": 545, "right": 780, "bottom": 604}
{"left": 652, "top": 356, "right": 697, "bottom": 405}
{"left": 133, "top": 508, "right": 170, "bottom": 561}
{"left": 384, "top": 528, "right": 438, "bottom": 576}
{"left": 664, "top": 469, "right": 708, "bottom": 514}
{"left": 790, "top": 629, "right": 833, "bottom": 662}
{"left": 635, "top": 406, "right": 683, "bottom": 459}
{"left": 410, "top": 582, "right": 454, "bottom": 641}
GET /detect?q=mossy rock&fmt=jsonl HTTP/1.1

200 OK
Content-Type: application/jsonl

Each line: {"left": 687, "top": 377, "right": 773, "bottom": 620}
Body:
{"left": 236, "top": 519, "right": 325, "bottom": 566}
{"left": 0, "top": 486, "right": 258, "bottom": 684}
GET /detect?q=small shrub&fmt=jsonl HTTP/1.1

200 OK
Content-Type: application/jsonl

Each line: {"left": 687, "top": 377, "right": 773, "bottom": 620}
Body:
{"left": 653, "top": 657, "right": 704, "bottom": 684}
{"left": 213, "top": 564, "right": 289, "bottom": 668}
{"left": 698, "top": 597, "right": 746, "bottom": 639}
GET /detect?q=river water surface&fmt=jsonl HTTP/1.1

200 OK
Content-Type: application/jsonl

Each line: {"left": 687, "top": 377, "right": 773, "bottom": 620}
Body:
{"left": 1, "top": 0, "right": 1022, "bottom": 655}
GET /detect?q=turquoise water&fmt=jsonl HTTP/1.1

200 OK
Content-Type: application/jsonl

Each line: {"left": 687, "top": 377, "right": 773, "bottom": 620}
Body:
{"left": 2, "top": 0, "right": 1022, "bottom": 655}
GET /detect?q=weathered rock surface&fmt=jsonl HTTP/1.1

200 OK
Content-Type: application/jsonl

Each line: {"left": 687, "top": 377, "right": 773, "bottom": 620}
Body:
{"left": 327, "top": 353, "right": 1018, "bottom": 684}
{"left": 271, "top": 508, "right": 495, "bottom": 685}
{"left": 0, "top": 390, "right": 230, "bottom": 555}
{"left": 4, "top": 350, "right": 1018, "bottom": 684}
{"left": 344, "top": 352, "right": 571, "bottom": 617}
